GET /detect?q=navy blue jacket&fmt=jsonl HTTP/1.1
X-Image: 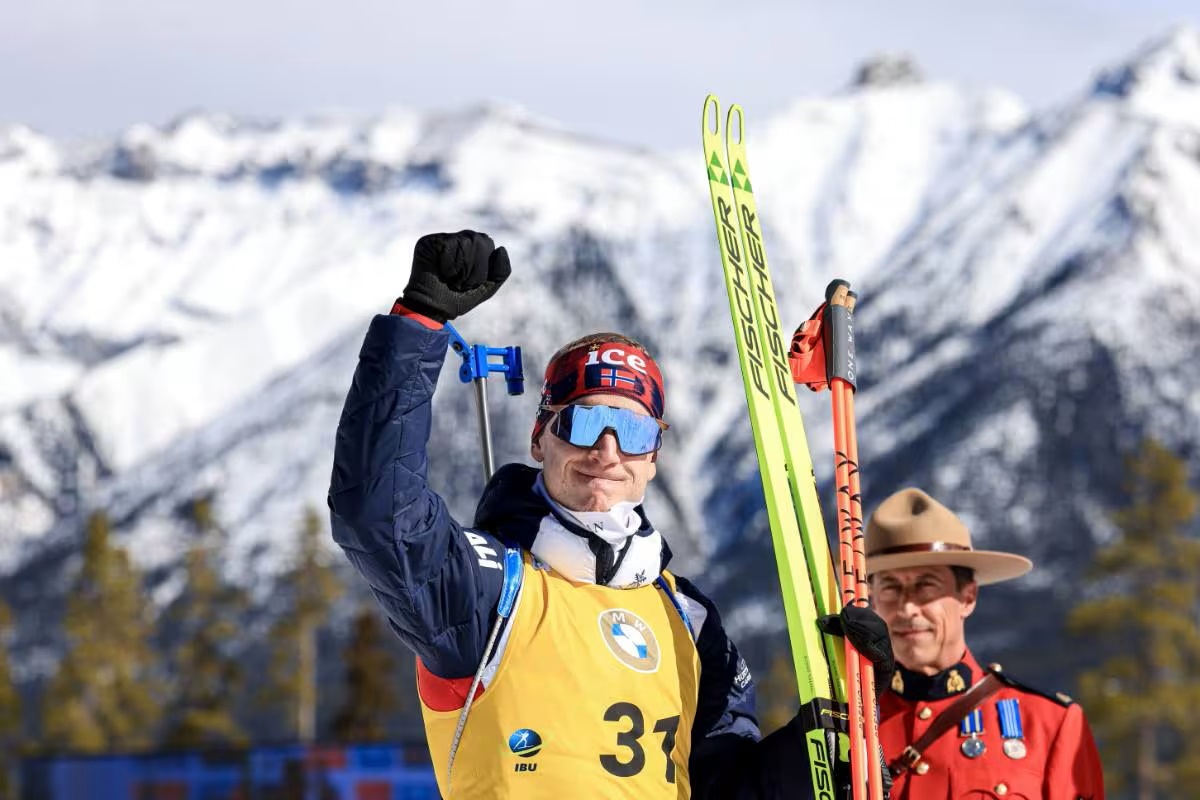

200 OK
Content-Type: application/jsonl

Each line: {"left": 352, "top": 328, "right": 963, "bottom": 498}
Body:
{"left": 328, "top": 313, "right": 818, "bottom": 799}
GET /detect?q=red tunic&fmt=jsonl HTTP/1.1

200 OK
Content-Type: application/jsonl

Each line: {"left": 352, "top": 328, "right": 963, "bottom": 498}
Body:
{"left": 879, "top": 650, "right": 1105, "bottom": 800}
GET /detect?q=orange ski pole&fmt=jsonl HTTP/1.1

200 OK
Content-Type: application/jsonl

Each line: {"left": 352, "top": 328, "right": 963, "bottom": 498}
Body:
{"left": 790, "top": 280, "right": 885, "bottom": 800}
{"left": 829, "top": 285, "right": 885, "bottom": 800}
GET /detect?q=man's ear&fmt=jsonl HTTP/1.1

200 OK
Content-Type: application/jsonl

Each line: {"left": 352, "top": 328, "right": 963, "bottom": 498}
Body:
{"left": 531, "top": 438, "right": 544, "bottom": 463}
{"left": 960, "top": 581, "right": 979, "bottom": 619}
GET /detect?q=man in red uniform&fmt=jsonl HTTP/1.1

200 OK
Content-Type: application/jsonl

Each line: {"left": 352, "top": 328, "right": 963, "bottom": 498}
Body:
{"left": 866, "top": 487, "right": 1105, "bottom": 799}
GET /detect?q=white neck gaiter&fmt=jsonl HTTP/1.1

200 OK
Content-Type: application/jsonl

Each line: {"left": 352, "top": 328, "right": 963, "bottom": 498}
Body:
{"left": 530, "top": 475, "right": 664, "bottom": 589}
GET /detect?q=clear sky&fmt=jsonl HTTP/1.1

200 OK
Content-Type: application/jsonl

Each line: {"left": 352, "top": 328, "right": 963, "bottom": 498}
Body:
{"left": 2, "top": 0, "right": 1196, "bottom": 150}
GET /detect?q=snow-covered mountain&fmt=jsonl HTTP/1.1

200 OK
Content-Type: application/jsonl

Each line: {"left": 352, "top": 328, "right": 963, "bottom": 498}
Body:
{"left": 4, "top": 28, "right": 1200, "bottom": 692}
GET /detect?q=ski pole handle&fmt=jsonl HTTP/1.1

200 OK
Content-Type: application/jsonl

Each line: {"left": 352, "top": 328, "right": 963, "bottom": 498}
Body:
{"left": 444, "top": 323, "right": 524, "bottom": 483}
{"left": 825, "top": 280, "right": 857, "bottom": 390}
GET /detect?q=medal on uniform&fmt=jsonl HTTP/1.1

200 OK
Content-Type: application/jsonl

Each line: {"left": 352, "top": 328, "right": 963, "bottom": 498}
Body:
{"left": 997, "top": 698, "right": 1027, "bottom": 759}
{"left": 959, "top": 708, "right": 985, "bottom": 758}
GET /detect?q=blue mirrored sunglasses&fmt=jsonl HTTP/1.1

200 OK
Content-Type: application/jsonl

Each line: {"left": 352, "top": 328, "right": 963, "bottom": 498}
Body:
{"left": 546, "top": 404, "right": 668, "bottom": 455}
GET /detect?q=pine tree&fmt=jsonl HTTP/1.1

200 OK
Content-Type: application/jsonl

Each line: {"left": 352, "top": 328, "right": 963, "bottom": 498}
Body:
{"left": 41, "top": 510, "right": 162, "bottom": 753}
{"left": 262, "top": 506, "right": 343, "bottom": 742}
{"left": 331, "top": 606, "right": 401, "bottom": 743}
{"left": 1067, "top": 439, "right": 1200, "bottom": 798}
{"left": 0, "top": 600, "right": 22, "bottom": 799}
{"left": 161, "top": 497, "right": 249, "bottom": 749}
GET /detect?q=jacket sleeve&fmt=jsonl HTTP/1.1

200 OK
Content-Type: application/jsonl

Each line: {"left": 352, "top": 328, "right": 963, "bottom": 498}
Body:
{"left": 677, "top": 577, "right": 817, "bottom": 800}
{"left": 1044, "top": 702, "right": 1106, "bottom": 800}
{"left": 327, "top": 313, "right": 506, "bottom": 678}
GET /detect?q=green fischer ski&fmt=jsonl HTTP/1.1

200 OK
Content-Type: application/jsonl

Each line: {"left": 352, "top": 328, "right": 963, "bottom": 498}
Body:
{"left": 702, "top": 95, "right": 847, "bottom": 794}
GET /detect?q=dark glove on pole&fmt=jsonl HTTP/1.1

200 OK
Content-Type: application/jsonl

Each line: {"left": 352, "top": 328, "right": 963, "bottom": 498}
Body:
{"left": 821, "top": 605, "right": 895, "bottom": 799}
{"left": 399, "top": 230, "right": 512, "bottom": 322}
{"left": 817, "top": 604, "right": 895, "bottom": 698}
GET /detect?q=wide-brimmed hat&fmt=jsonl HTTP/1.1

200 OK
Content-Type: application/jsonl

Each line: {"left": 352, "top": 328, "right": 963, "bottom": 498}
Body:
{"left": 865, "top": 488, "right": 1032, "bottom": 585}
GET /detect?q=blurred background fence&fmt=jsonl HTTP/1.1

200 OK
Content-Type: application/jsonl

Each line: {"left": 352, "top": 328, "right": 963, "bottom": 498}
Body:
{"left": 16, "top": 743, "right": 438, "bottom": 800}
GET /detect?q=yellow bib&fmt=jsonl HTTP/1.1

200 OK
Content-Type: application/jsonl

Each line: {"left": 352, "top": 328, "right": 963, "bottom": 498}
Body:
{"left": 421, "top": 555, "right": 701, "bottom": 799}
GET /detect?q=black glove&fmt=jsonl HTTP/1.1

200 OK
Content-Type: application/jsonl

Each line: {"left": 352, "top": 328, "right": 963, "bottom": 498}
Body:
{"left": 399, "top": 230, "right": 511, "bottom": 322}
{"left": 817, "top": 604, "right": 895, "bottom": 695}
{"left": 821, "top": 605, "right": 895, "bottom": 800}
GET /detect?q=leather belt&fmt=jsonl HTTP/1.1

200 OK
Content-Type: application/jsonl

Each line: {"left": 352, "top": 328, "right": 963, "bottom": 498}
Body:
{"left": 889, "top": 674, "right": 1003, "bottom": 776}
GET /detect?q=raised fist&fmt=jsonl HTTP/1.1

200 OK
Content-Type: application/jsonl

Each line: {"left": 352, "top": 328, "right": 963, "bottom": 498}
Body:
{"left": 400, "top": 230, "right": 511, "bottom": 322}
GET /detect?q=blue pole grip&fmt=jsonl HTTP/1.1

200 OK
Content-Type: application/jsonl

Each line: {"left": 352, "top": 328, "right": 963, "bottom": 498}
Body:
{"left": 444, "top": 323, "right": 524, "bottom": 395}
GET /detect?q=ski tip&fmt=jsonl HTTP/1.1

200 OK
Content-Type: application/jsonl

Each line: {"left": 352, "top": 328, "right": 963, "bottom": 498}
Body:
{"left": 703, "top": 95, "right": 721, "bottom": 134}
{"left": 825, "top": 279, "right": 851, "bottom": 303}
{"left": 846, "top": 290, "right": 859, "bottom": 312}
{"left": 725, "top": 104, "right": 745, "bottom": 146}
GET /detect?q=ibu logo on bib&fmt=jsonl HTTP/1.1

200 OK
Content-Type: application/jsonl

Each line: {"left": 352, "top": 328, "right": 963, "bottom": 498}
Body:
{"left": 508, "top": 728, "right": 543, "bottom": 774}
{"left": 508, "top": 728, "right": 543, "bottom": 757}
{"left": 598, "top": 608, "right": 661, "bottom": 673}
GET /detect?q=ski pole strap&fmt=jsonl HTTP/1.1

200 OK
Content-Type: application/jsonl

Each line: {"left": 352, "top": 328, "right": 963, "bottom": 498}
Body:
{"left": 496, "top": 547, "right": 523, "bottom": 616}
{"left": 788, "top": 308, "right": 828, "bottom": 391}
{"left": 445, "top": 546, "right": 525, "bottom": 789}
{"left": 888, "top": 674, "right": 1003, "bottom": 777}
{"left": 654, "top": 575, "right": 695, "bottom": 640}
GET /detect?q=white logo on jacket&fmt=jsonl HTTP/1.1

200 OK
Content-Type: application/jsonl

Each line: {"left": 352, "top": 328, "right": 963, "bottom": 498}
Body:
{"left": 465, "top": 530, "right": 502, "bottom": 570}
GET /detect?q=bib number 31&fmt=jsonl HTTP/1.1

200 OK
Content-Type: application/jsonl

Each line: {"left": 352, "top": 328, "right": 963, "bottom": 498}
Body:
{"left": 599, "top": 701, "right": 681, "bottom": 783}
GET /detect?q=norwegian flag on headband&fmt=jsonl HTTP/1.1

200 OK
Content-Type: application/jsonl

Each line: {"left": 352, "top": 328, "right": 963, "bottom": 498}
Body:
{"left": 532, "top": 338, "right": 666, "bottom": 445}
{"left": 594, "top": 367, "right": 639, "bottom": 392}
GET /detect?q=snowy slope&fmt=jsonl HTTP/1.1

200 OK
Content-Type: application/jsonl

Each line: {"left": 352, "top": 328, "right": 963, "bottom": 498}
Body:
{"left": 3, "top": 30, "right": 1200, "bottom": 690}
{"left": 721, "top": 29, "right": 1200, "bottom": 674}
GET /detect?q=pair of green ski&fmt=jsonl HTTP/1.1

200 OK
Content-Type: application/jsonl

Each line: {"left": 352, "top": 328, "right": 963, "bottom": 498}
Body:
{"left": 701, "top": 95, "right": 864, "bottom": 798}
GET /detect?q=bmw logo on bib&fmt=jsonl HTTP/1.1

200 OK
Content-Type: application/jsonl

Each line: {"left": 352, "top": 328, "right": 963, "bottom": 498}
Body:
{"left": 599, "top": 608, "right": 661, "bottom": 673}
